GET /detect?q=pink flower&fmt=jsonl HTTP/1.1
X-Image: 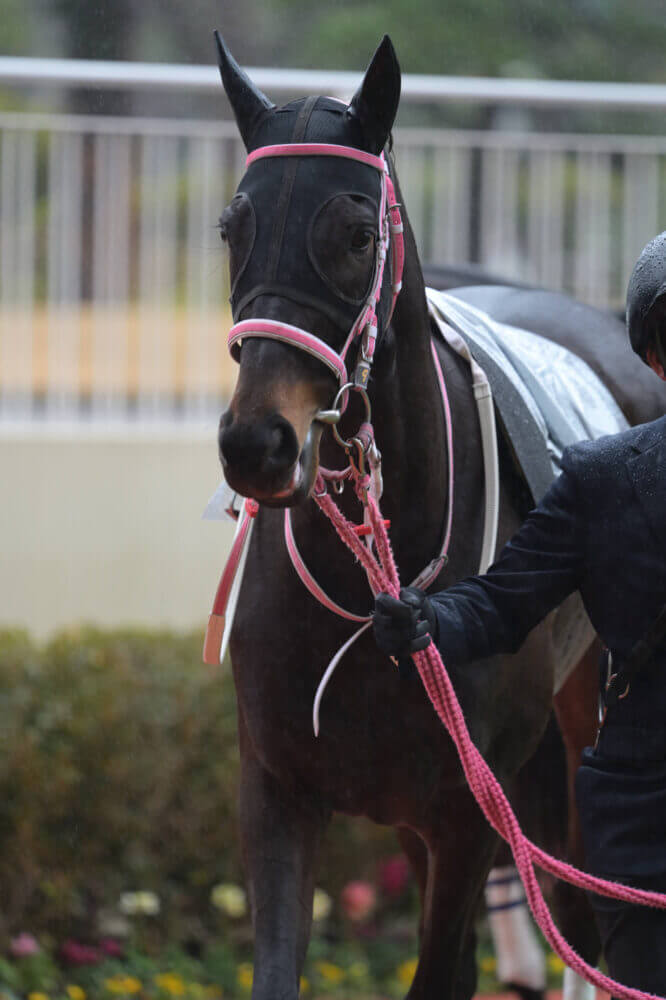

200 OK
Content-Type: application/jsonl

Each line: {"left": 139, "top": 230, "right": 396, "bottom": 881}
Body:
{"left": 378, "top": 854, "right": 411, "bottom": 897}
{"left": 60, "top": 940, "right": 101, "bottom": 966}
{"left": 9, "top": 933, "right": 40, "bottom": 957}
{"left": 340, "top": 881, "right": 377, "bottom": 922}
{"left": 99, "top": 938, "right": 124, "bottom": 959}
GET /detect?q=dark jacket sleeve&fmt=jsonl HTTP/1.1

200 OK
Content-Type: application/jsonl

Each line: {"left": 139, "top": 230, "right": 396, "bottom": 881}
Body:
{"left": 430, "top": 450, "right": 585, "bottom": 665}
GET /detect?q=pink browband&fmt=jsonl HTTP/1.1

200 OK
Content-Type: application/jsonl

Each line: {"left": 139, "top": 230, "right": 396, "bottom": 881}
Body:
{"left": 226, "top": 141, "right": 404, "bottom": 389}
{"left": 245, "top": 143, "right": 386, "bottom": 172}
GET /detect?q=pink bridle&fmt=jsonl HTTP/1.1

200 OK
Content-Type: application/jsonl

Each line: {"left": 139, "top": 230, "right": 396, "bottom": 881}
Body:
{"left": 206, "top": 140, "right": 446, "bottom": 647}
{"left": 227, "top": 142, "right": 404, "bottom": 392}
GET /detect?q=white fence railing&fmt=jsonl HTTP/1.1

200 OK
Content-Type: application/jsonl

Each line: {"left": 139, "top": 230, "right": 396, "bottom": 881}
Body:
{"left": 2, "top": 62, "right": 666, "bottom": 420}
{"left": 5, "top": 56, "right": 666, "bottom": 109}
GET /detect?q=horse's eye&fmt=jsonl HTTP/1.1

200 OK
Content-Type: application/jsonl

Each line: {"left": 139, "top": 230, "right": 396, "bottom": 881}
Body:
{"left": 350, "top": 229, "right": 374, "bottom": 253}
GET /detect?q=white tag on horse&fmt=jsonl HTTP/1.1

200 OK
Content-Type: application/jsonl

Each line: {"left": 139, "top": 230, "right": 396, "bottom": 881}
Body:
{"left": 202, "top": 480, "right": 241, "bottom": 522}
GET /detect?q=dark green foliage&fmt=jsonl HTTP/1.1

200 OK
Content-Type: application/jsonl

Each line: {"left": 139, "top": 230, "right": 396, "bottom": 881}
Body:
{"left": 0, "top": 628, "right": 395, "bottom": 945}
{"left": 0, "top": 628, "right": 238, "bottom": 942}
{"left": 0, "top": 631, "right": 570, "bottom": 996}
{"left": 268, "top": 0, "right": 666, "bottom": 83}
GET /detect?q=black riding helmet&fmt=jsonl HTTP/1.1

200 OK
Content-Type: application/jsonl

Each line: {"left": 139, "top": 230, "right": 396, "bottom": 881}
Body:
{"left": 626, "top": 230, "right": 666, "bottom": 366}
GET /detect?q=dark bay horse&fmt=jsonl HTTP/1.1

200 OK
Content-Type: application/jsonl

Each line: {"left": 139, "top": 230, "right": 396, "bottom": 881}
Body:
{"left": 213, "top": 33, "right": 666, "bottom": 1000}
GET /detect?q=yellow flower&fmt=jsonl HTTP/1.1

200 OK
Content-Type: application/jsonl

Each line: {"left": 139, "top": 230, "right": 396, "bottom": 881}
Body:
{"left": 236, "top": 964, "right": 253, "bottom": 992}
{"left": 211, "top": 883, "right": 247, "bottom": 918}
{"left": 104, "top": 977, "right": 142, "bottom": 995}
{"left": 28, "top": 993, "right": 50, "bottom": 1000}
{"left": 314, "top": 961, "right": 345, "bottom": 985}
{"left": 311, "top": 888, "right": 332, "bottom": 922}
{"left": 348, "top": 961, "right": 369, "bottom": 981}
{"left": 396, "top": 958, "right": 418, "bottom": 987}
{"left": 479, "top": 955, "right": 497, "bottom": 974}
{"left": 547, "top": 953, "right": 566, "bottom": 974}
{"left": 67, "top": 987, "right": 87, "bottom": 1000}
{"left": 299, "top": 976, "right": 309, "bottom": 994}
{"left": 154, "top": 974, "right": 186, "bottom": 997}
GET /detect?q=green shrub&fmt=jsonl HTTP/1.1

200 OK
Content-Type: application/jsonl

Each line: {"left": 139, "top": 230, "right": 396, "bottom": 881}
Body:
{"left": 0, "top": 628, "right": 239, "bottom": 943}
{"left": 0, "top": 628, "right": 568, "bottom": 996}
{"left": 0, "top": 628, "right": 396, "bottom": 946}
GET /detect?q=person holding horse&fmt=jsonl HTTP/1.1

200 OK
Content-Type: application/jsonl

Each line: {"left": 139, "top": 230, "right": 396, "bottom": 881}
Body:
{"left": 374, "top": 230, "right": 666, "bottom": 993}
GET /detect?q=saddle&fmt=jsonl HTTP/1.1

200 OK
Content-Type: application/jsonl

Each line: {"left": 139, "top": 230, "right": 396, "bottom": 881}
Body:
{"left": 426, "top": 288, "right": 629, "bottom": 504}
{"left": 427, "top": 287, "right": 631, "bottom": 693}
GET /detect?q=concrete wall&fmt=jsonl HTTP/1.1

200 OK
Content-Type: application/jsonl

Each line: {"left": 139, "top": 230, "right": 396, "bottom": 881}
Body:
{"left": 1, "top": 425, "right": 236, "bottom": 637}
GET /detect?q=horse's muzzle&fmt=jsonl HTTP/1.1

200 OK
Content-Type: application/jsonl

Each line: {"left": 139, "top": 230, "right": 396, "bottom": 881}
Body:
{"left": 218, "top": 410, "right": 318, "bottom": 505}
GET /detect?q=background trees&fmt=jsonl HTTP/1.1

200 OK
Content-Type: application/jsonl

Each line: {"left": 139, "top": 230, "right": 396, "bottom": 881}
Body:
{"left": 4, "top": 0, "right": 666, "bottom": 85}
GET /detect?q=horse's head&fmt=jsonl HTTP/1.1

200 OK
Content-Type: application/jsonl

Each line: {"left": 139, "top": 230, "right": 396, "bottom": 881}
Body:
{"left": 216, "top": 34, "right": 402, "bottom": 505}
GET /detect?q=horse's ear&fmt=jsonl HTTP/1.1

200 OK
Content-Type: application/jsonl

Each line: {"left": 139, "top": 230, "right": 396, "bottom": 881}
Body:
{"left": 346, "top": 35, "right": 401, "bottom": 155}
{"left": 214, "top": 30, "right": 274, "bottom": 150}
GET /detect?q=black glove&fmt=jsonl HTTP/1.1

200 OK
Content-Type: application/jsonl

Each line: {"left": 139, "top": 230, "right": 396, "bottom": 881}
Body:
{"left": 373, "top": 586, "right": 438, "bottom": 678}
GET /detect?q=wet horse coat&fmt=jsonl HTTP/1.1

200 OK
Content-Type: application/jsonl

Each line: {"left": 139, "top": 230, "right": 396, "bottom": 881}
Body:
{"left": 213, "top": 33, "right": 666, "bottom": 1000}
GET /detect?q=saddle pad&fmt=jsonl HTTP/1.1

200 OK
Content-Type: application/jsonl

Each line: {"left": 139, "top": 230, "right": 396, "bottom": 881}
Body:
{"left": 427, "top": 287, "right": 629, "bottom": 503}
{"left": 427, "top": 288, "right": 631, "bottom": 692}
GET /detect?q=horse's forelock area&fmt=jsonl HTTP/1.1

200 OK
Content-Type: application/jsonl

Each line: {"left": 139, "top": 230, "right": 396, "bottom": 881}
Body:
{"left": 247, "top": 96, "right": 368, "bottom": 154}
{"left": 449, "top": 284, "right": 666, "bottom": 426}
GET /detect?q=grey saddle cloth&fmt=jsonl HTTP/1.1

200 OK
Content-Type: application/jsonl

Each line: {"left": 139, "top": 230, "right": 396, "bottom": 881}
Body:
{"left": 427, "top": 288, "right": 630, "bottom": 692}
{"left": 427, "top": 287, "right": 628, "bottom": 504}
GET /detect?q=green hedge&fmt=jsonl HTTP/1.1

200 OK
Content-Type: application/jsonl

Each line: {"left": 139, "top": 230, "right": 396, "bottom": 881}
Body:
{"left": 0, "top": 628, "right": 396, "bottom": 946}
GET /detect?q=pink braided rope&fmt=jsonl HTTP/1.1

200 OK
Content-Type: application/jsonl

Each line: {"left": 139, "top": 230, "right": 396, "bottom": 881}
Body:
{"left": 315, "top": 482, "right": 666, "bottom": 1000}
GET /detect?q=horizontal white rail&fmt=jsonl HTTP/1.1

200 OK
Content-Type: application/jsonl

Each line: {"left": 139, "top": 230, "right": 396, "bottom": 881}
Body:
{"left": 3, "top": 56, "right": 666, "bottom": 109}
{"left": 2, "top": 105, "right": 666, "bottom": 423}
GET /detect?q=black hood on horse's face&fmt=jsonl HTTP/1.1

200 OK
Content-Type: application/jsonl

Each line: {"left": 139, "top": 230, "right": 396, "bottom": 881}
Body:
{"left": 216, "top": 32, "right": 401, "bottom": 343}
{"left": 215, "top": 35, "right": 402, "bottom": 504}
{"left": 229, "top": 98, "right": 390, "bottom": 339}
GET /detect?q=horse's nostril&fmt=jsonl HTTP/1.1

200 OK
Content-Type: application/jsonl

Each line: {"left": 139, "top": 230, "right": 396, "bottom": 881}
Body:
{"left": 219, "top": 413, "right": 299, "bottom": 482}
{"left": 267, "top": 417, "right": 299, "bottom": 470}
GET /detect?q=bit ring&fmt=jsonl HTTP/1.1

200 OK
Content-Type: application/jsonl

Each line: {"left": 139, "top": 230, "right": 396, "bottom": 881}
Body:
{"left": 331, "top": 383, "right": 372, "bottom": 450}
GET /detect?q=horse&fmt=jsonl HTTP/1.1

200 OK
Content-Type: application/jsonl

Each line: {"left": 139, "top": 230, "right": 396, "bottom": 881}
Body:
{"left": 212, "top": 33, "right": 666, "bottom": 1000}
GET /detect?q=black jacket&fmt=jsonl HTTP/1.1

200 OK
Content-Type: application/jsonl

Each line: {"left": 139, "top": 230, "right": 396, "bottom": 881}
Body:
{"left": 431, "top": 414, "right": 666, "bottom": 875}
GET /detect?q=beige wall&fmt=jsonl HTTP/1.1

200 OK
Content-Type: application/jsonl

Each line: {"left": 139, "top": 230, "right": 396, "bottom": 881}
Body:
{"left": 1, "top": 427, "right": 236, "bottom": 638}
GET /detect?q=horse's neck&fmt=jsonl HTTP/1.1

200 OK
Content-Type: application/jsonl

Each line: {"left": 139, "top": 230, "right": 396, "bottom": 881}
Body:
{"left": 372, "top": 247, "right": 450, "bottom": 583}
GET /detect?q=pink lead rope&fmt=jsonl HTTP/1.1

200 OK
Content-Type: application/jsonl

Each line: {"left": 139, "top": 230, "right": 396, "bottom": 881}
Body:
{"left": 314, "top": 468, "right": 666, "bottom": 1000}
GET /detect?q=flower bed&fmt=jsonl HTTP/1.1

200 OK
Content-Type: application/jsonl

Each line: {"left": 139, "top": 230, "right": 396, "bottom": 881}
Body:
{"left": 0, "top": 629, "right": 565, "bottom": 998}
{"left": 0, "top": 925, "right": 566, "bottom": 1000}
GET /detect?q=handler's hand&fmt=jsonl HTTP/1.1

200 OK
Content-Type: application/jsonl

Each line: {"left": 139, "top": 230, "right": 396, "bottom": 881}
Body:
{"left": 373, "top": 586, "right": 438, "bottom": 676}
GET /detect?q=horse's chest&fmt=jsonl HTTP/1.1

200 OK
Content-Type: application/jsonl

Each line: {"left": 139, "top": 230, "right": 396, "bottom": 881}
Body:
{"left": 230, "top": 620, "right": 456, "bottom": 819}
{"left": 228, "top": 506, "right": 472, "bottom": 817}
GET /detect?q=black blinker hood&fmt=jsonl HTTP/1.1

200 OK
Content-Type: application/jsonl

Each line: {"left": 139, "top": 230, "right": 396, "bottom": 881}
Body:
{"left": 230, "top": 96, "right": 395, "bottom": 346}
